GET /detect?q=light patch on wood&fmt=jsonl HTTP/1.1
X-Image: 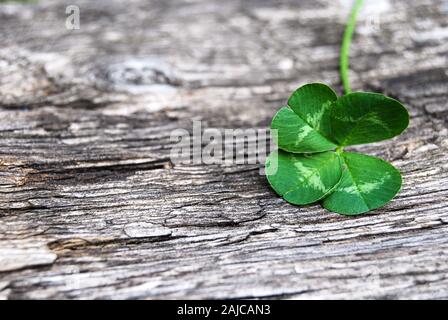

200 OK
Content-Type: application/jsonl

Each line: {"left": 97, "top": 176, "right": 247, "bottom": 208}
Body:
{"left": 123, "top": 222, "right": 172, "bottom": 238}
{"left": 0, "top": 240, "right": 57, "bottom": 272}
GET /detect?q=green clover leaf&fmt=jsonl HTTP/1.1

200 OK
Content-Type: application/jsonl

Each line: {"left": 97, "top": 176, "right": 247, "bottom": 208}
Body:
{"left": 271, "top": 83, "right": 338, "bottom": 153}
{"left": 322, "top": 152, "right": 402, "bottom": 215}
{"left": 265, "top": 150, "right": 343, "bottom": 205}
{"left": 266, "top": 85, "right": 408, "bottom": 215}
{"left": 265, "top": 0, "right": 410, "bottom": 216}
{"left": 330, "top": 92, "right": 409, "bottom": 146}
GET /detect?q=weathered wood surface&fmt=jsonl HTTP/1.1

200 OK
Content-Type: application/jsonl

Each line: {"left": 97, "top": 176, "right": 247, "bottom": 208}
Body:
{"left": 0, "top": 0, "right": 448, "bottom": 299}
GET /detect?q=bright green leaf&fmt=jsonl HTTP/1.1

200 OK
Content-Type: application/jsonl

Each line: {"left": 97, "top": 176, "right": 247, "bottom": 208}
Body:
{"left": 330, "top": 92, "right": 409, "bottom": 146}
{"left": 288, "top": 83, "right": 338, "bottom": 133}
{"left": 265, "top": 150, "right": 343, "bottom": 205}
{"left": 271, "top": 107, "right": 337, "bottom": 153}
{"left": 272, "top": 83, "right": 338, "bottom": 153}
{"left": 322, "top": 152, "right": 402, "bottom": 215}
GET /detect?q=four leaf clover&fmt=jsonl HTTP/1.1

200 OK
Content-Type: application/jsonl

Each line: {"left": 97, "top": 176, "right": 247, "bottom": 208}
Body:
{"left": 265, "top": 83, "right": 409, "bottom": 215}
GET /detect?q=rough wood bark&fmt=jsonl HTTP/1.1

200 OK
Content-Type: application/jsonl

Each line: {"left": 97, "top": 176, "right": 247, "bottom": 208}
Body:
{"left": 0, "top": 0, "right": 448, "bottom": 299}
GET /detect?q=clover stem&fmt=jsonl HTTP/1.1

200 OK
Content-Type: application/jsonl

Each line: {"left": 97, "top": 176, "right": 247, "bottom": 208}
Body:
{"left": 340, "top": 0, "right": 364, "bottom": 95}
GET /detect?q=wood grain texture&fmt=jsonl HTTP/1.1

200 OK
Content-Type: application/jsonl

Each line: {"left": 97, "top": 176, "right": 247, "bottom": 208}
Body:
{"left": 0, "top": 0, "right": 448, "bottom": 299}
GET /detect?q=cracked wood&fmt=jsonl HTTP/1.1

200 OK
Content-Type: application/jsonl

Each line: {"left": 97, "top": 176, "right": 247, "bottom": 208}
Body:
{"left": 0, "top": 0, "right": 448, "bottom": 299}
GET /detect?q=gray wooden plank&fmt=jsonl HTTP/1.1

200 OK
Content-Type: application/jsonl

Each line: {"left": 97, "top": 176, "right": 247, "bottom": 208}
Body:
{"left": 0, "top": 0, "right": 447, "bottom": 299}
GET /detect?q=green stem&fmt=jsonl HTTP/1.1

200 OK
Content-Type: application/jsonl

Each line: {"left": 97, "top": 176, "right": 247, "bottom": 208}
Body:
{"left": 340, "top": 0, "right": 364, "bottom": 95}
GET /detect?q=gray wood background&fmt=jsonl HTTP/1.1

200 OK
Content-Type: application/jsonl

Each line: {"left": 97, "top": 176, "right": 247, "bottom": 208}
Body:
{"left": 0, "top": 0, "right": 447, "bottom": 299}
